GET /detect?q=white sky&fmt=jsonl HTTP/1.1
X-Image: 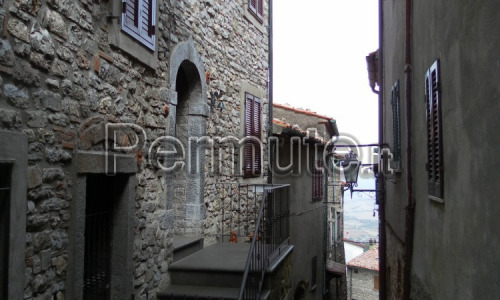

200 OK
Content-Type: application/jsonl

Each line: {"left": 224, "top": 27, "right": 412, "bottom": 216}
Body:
{"left": 273, "top": 0, "right": 379, "bottom": 145}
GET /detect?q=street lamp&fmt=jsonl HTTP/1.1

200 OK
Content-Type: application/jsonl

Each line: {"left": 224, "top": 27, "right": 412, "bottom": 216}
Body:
{"left": 341, "top": 152, "right": 361, "bottom": 188}
{"left": 341, "top": 151, "right": 384, "bottom": 197}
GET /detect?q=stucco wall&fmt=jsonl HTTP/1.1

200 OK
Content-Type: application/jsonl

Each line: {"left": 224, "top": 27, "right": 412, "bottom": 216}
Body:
{"left": 382, "top": 0, "right": 500, "bottom": 298}
{"left": 274, "top": 138, "right": 325, "bottom": 300}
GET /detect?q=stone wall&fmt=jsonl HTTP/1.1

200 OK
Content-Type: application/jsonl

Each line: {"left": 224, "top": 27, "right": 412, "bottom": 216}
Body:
{"left": 0, "top": 0, "right": 269, "bottom": 299}
{"left": 347, "top": 268, "right": 379, "bottom": 300}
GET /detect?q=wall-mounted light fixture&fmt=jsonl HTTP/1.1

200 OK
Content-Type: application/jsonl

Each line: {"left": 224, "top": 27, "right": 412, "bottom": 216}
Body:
{"left": 341, "top": 151, "right": 385, "bottom": 197}
{"left": 209, "top": 90, "right": 225, "bottom": 112}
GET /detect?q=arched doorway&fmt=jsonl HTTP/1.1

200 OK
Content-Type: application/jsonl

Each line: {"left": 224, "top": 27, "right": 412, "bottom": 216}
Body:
{"left": 167, "top": 39, "right": 209, "bottom": 239}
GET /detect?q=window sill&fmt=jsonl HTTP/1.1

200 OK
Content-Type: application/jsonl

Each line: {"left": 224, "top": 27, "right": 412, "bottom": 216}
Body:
{"left": 429, "top": 195, "right": 444, "bottom": 204}
{"left": 243, "top": 7, "right": 266, "bottom": 34}
{"left": 108, "top": 25, "right": 158, "bottom": 69}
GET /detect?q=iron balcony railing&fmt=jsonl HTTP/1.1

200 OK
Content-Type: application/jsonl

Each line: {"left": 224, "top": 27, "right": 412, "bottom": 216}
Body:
{"left": 237, "top": 184, "right": 290, "bottom": 300}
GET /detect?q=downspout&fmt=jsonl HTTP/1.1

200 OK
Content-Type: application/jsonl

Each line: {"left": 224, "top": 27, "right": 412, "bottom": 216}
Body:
{"left": 377, "top": 0, "right": 387, "bottom": 299}
{"left": 403, "top": 0, "right": 415, "bottom": 298}
{"left": 267, "top": 0, "right": 274, "bottom": 185}
{"left": 324, "top": 150, "right": 335, "bottom": 300}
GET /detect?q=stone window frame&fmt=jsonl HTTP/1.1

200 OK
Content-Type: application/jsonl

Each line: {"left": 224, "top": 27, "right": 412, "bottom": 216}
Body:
{"left": 107, "top": 0, "right": 159, "bottom": 68}
{"left": 0, "top": 131, "right": 27, "bottom": 300}
{"left": 239, "top": 81, "right": 265, "bottom": 183}
{"left": 242, "top": 0, "right": 267, "bottom": 33}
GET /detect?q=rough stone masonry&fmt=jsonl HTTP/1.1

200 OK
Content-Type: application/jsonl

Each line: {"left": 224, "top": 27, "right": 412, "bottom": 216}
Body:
{"left": 0, "top": 0, "right": 269, "bottom": 299}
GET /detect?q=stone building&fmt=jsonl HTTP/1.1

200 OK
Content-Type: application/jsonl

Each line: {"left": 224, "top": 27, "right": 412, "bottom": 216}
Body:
{"left": 375, "top": 0, "right": 500, "bottom": 299}
{"left": 346, "top": 246, "right": 379, "bottom": 300}
{"left": 272, "top": 103, "right": 347, "bottom": 300}
{"left": 0, "top": 0, "right": 271, "bottom": 299}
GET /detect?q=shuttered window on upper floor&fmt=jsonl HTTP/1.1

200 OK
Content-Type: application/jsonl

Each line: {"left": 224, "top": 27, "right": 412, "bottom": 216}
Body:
{"left": 244, "top": 92, "right": 262, "bottom": 177}
{"left": 122, "top": 0, "right": 156, "bottom": 51}
{"left": 248, "top": 0, "right": 264, "bottom": 22}
{"left": 312, "top": 159, "right": 323, "bottom": 201}
{"left": 391, "top": 80, "right": 401, "bottom": 169}
{"left": 425, "top": 59, "right": 444, "bottom": 199}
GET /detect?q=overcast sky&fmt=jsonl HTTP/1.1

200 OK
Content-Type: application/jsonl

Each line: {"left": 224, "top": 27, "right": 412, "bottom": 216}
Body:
{"left": 273, "top": 0, "right": 379, "bottom": 146}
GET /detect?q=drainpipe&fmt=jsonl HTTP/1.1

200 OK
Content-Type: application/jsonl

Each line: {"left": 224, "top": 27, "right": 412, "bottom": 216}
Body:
{"left": 267, "top": 0, "right": 274, "bottom": 185}
{"left": 323, "top": 151, "right": 334, "bottom": 300}
{"left": 403, "top": 0, "right": 415, "bottom": 298}
{"left": 377, "top": 0, "right": 387, "bottom": 299}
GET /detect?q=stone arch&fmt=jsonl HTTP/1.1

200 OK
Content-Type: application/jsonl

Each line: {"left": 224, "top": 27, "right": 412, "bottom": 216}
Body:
{"left": 167, "top": 38, "right": 209, "bottom": 237}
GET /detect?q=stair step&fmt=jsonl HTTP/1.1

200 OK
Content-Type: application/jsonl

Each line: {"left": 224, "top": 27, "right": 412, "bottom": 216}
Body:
{"left": 158, "top": 285, "right": 271, "bottom": 300}
{"left": 173, "top": 236, "right": 204, "bottom": 262}
{"left": 170, "top": 243, "right": 249, "bottom": 288}
{"left": 158, "top": 285, "right": 239, "bottom": 300}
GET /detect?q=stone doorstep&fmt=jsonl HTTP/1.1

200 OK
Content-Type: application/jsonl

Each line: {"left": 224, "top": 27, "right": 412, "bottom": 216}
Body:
{"left": 158, "top": 285, "right": 270, "bottom": 300}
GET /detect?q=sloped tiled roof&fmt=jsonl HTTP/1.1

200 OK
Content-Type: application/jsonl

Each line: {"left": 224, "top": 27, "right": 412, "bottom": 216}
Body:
{"left": 347, "top": 246, "right": 379, "bottom": 271}
{"left": 273, "top": 103, "right": 333, "bottom": 120}
{"left": 272, "top": 118, "right": 327, "bottom": 144}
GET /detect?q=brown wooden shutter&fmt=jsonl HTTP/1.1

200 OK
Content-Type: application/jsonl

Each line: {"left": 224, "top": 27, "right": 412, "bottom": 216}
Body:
{"left": 312, "top": 160, "right": 323, "bottom": 201}
{"left": 253, "top": 97, "right": 261, "bottom": 175}
{"left": 243, "top": 93, "right": 261, "bottom": 177}
{"left": 425, "top": 59, "right": 443, "bottom": 198}
{"left": 257, "top": 0, "right": 264, "bottom": 17}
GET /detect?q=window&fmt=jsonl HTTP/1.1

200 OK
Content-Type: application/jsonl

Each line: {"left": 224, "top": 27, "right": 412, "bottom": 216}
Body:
{"left": 248, "top": 0, "right": 264, "bottom": 22}
{"left": 121, "top": 0, "right": 156, "bottom": 51}
{"left": 374, "top": 275, "right": 380, "bottom": 290}
{"left": 391, "top": 80, "right": 401, "bottom": 169}
{"left": 244, "top": 92, "right": 261, "bottom": 177}
{"left": 425, "top": 60, "right": 444, "bottom": 199}
{"left": 312, "top": 160, "right": 323, "bottom": 201}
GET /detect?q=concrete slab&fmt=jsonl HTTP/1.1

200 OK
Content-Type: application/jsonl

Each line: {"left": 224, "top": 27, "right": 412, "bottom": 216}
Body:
{"left": 171, "top": 243, "right": 250, "bottom": 272}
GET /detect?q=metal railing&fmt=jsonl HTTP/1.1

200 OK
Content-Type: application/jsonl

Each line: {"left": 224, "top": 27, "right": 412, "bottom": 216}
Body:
{"left": 237, "top": 184, "right": 290, "bottom": 300}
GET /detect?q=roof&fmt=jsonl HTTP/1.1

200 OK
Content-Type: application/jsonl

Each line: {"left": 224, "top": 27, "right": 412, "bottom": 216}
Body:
{"left": 273, "top": 103, "right": 334, "bottom": 121}
{"left": 343, "top": 239, "right": 368, "bottom": 250}
{"left": 272, "top": 118, "right": 328, "bottom": 144}
{"left": 346, "top": 246, "right": 379, "bottom": 271}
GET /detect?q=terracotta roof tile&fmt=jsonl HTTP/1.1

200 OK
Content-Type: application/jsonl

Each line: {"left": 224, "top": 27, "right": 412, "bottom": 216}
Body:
{"left": 347, "top": 246, "right": 379, "bottom": 271}
{"left": 273, "top": 103, "right": 334, "bottom": 121}
{"left": 272, "top": 118, "right": 327, "bottom": 144}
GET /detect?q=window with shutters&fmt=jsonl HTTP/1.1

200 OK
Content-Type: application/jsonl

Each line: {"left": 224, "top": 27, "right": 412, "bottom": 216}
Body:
{"left": 425, "top": 59, "right": 444, "bottom": 200}
{"left": 244, "top": 92, "right": 262, "bottom": 177}
{"left": 248, "top": 0, "right": 264, "bottom": 22}
{"left": 312, "top": 159, "right": 323, "bottom": 201}
{"left": 391, "top": 80, "right": 401, "bottom": 170}
{"left": 121, "top": 0, "right": 156, "bottom": 51}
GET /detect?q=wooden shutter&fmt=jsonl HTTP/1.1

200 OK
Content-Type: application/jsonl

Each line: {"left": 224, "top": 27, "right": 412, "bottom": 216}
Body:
{"left": 391, "top": 80, "right": 401, "bottom": 168}
{"left": 374, "top": 275, "right": 380, "bottom": 290}
{"left": 312, "top": 160, "right": 323, "bottom": 201}
{"left": 248, "top": 0, "right": 263, "bottom": 20}
{"left": 257, "top": 0, "right": 264, "bottom": 18}
{"left": 122, "top": 0, "right": 156, "bottom": 51}
{"left": 244, "top": 93, "right": 261, "bottom": 177}
{"left": 425, "top": 60, "right": 443, "bottom": 198}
